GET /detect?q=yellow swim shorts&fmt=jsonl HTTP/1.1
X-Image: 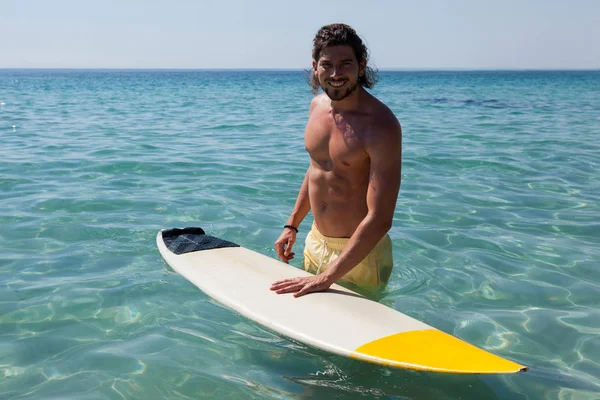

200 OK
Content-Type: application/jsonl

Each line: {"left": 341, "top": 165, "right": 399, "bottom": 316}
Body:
{"left": 302, "top": 223, "right": 393, "bottom": 287}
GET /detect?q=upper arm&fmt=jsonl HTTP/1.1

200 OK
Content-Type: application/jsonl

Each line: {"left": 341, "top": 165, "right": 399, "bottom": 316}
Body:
{"left": 364, "top": 115, "right": 402, "bottom": 227}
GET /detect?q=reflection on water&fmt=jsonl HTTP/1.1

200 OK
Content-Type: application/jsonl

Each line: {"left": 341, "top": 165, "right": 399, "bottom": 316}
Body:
{"left": 1, "top": 70, "right": 599, "bottom": 399}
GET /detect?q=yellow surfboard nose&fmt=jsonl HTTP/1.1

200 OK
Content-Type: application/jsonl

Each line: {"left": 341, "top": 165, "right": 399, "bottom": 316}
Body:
{"left": 351, "top": 329, "right": 527, "bottom": 374}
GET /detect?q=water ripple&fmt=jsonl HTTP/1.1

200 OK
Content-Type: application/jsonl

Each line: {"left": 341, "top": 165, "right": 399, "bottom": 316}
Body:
{"left": 1, "top": 70, "right": 599, "bottom": 399}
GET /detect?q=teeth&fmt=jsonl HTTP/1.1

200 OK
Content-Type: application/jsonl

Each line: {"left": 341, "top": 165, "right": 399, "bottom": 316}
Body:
{"left": 329, "top": 81, "right": 346, "bottom": 87}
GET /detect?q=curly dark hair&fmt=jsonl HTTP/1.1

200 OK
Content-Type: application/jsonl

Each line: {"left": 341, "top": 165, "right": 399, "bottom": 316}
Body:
{"left": 309, "top": 23, "right": 378, "bottom": 94}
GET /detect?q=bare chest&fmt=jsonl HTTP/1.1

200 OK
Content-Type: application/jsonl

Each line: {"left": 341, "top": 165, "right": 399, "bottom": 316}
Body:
{"left": 305, "top": 112, "right": 369, "bottom": 171}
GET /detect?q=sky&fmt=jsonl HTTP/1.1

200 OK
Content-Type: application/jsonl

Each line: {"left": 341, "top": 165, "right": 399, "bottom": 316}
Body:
{"left": 1, "top": 0, "right": 599, "bottom": 70}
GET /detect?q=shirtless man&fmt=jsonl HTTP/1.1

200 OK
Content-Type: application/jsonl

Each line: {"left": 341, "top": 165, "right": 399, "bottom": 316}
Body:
{"left": 270, "top": 24, "right": 402, "bottom": 298}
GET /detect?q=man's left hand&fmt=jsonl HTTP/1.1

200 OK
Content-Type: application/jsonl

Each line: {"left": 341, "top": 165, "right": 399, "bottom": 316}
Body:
{"left": 270, "top": 273, "right": 333, "bottom": 298}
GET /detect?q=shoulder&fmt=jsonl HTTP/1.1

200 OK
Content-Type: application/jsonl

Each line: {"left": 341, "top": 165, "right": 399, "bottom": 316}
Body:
{"left": 367, "top": 98, "right": 402, "bottom": 148}
{"left": 309, "top": 94, "right": 330, "bottom": 115}
{"left": 374, "top": 98, "right": 401, "bottom": 135}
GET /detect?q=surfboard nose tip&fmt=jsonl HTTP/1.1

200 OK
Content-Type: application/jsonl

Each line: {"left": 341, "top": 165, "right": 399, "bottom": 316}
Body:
{"left": 352, "top": 329, "right": 528, "bottom": 374}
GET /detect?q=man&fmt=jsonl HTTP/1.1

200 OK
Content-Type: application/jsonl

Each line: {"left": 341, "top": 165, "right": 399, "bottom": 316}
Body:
{"left": 270, "top": 23, "right": 402, "bottom": 298}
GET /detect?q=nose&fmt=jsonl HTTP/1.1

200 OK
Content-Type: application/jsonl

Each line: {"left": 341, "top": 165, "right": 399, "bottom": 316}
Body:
{"left": 331, "top": 66, "right": 342, "bottom": 78}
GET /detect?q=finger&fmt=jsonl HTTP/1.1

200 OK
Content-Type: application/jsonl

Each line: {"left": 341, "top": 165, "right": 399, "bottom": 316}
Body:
{"left": 281, "top": 252, "right": 296, "bottom": 264}
{"left": 276, "top": 286, "right": 303, "bottom": 294}
{"left": 293, "top": 285, "right": 311, "bottom": 298}
{"left": 275, "top": 283, "right": 304, "bottom": 294}
{"left": 270, "top": 278, "right": 300, "bottom": 290}
{"left": 284, "top": 239, "right": 294, "bottom": 257}
{"left": 270, "top": 278, "right": 292, "bottom": 288}
{"left": 271, "top": 278, "right": 304, "bottom": 292}
{"left": 294, "top": 280, "right": 329, "bottom": 297}
{"left": 274, "top": 243, "right": 285, "bottom": 261}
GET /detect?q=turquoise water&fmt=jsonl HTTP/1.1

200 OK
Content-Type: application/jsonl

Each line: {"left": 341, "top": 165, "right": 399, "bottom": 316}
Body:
{"left": 1, "top": 69, "right": 599, "bottom": 399}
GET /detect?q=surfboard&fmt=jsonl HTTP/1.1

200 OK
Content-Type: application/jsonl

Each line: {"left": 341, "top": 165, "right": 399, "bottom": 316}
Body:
{"left": 156, "top": 227, "right": 527, "bottom": 374}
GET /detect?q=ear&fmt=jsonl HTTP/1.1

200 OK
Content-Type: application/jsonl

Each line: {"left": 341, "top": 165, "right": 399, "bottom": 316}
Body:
{"left": 359, "top": 59, "right": 366, "bottom": 77}
{"left": 312, "top": 59, "right": 317, "bottom": 72}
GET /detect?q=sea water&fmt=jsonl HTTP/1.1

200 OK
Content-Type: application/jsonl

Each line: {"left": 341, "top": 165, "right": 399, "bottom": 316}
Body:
{"left": 1, "top": 70, "right": 599, "bottom": 399}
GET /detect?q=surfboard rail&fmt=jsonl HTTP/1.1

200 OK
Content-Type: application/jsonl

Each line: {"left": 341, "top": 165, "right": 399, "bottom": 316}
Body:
{"left": 156, "top": 228, "right": 528, "bottom": 375}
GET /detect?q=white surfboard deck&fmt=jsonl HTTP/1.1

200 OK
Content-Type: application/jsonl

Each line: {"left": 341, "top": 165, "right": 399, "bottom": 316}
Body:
{"left": 156, "top": 228, "right": 527, "bottom": 374}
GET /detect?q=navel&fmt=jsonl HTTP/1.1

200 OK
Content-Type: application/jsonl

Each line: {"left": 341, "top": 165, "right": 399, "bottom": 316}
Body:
{"left": 320, "top": 202, "right": 328, "bottom": 213}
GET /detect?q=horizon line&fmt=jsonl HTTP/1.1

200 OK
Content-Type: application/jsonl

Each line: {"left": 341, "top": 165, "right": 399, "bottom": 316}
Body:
{"left": 1, "top": 67, "right": 599, "bottom": 72}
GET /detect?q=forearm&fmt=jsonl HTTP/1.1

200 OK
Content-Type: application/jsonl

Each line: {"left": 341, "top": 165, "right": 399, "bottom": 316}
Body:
{"left": 286, "top": 169, "right": 311, "bottom": 228}
{"left": 323, "top": 214, "right": 391, "bottom": 282}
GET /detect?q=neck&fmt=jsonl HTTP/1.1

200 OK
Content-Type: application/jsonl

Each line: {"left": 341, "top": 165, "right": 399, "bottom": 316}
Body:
{"left": 330, "top": 86, "right": 366, "bottom": 113}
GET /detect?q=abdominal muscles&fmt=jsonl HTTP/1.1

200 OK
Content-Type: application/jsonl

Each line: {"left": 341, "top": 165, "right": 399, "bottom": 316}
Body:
{"left": 308, "top": 167, "right": 369, "bottom": 238}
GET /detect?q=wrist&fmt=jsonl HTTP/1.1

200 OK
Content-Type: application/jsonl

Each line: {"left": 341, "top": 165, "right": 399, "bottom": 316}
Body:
{"left": 283, "top": 224, "right": 298, "bottom": 233}
{"left": 320, "top": 268, "right": 338, "bottom": 285}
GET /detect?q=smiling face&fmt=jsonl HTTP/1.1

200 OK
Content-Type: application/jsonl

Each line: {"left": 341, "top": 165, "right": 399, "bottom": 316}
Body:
{"left": 313, "top": 45, "right": 365, "bottom": 101}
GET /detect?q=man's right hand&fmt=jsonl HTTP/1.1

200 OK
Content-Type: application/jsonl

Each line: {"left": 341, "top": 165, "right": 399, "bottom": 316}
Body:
{"left": 274, "top": 228, "right": 297, "bottom": 263}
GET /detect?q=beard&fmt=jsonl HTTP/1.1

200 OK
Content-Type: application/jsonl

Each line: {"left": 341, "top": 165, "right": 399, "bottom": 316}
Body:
{"left": 321, "top": 78, "right": 359, "bottom": 101}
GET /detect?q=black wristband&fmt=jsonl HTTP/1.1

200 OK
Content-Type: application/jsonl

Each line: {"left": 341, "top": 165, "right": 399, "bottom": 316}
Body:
{"left": 284, "top": 225, "right": 298, "bottom": 233}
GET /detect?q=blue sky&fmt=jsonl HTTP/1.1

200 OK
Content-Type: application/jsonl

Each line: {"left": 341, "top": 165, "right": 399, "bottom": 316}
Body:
{"left": 1, "top": 0, "right": 599, "bottom": 69}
